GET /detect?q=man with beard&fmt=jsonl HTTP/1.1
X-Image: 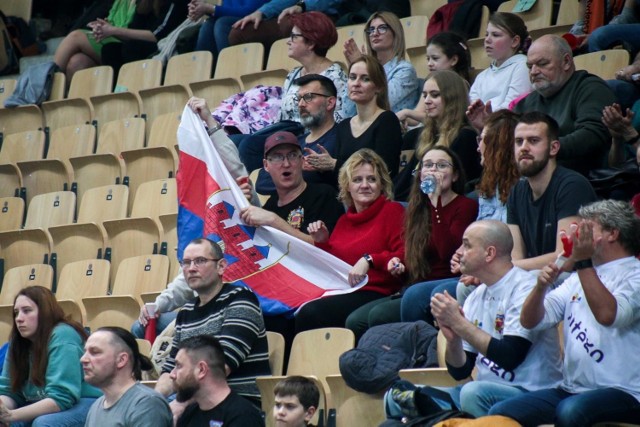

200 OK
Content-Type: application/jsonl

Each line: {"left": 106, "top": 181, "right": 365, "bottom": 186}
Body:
{"left": 171, "top": 335, "right": 263, "bottom": 427}
{"left": 507, "top": 112, "right": 597, "bottom": 272}
{"left": 82, "top": 327, "right": 172, "bottom": 426}
{"left": 512, "top": 35, "right": 615, "bottom": 176}
{"left": 155, "top": 238, "right": 270, "bottom": 418}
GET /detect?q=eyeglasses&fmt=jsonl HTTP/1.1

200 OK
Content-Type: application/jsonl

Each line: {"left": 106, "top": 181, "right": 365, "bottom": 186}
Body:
{"left": 421, "top": 161, "right": 453, "bottom": 171}
{"left": 294, "top": 92, "right": 331, "bottom": 104}
{"left": 266, "top": 152, "right": 303, "bottom": 164}
{"left": 179, "top": 257, "right": 221, "bottom": 268}
{"left": 290, "top": 32, "right": 305, "bottom": 42}
{"left": 365, "top": 24, "right": 390, "bottom": 35}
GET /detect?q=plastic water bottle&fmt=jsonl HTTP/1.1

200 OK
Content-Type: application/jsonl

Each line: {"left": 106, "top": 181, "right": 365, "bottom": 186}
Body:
{"left": 420, "top": 175, "right": 437, "bottom": 194}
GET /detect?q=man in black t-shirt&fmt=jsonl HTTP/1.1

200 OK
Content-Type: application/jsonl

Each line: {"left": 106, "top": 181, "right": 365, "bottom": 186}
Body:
{"left": 172, "top": 335, "right": 264, "bottom": 427}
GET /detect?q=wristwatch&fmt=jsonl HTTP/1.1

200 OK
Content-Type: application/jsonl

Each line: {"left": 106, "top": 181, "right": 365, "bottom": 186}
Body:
{"left": 574, "top": 259, "right": 593, "bottom": 270}
{"left": 363, "top": 254, "right": 374, "bottom": 268}
{"left": 207, "top": 122, "right": 221, "bottom": 136}
{"left": 296, "top": 0, "right": 306, "bottom": 12}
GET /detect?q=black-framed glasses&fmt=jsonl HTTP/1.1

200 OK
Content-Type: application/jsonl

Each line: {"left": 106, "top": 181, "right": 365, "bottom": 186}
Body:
{"left": 179, "top": 257, "right": 221, "bottom": 268}
{"left": 267, "top": 152, "right": 303, "bottom": 164}
{"left": 421, "top": 161, "right": 453, "bottom": 171}
{"left": 290, "top": 32, "right": 305, "bottom": 42}
{"left": 365, "top": 24, "right": 391, "bottom": 35}
{"left": 293, "top": 92, "right": 331, "bottom": 104}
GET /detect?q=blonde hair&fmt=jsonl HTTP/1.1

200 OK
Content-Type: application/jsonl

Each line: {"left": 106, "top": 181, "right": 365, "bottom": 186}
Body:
{"left": 338, "top": 149, "right": 393, "bottom": 207}
{"left": 363, "top": 11, "right": 406, "bottom": 60}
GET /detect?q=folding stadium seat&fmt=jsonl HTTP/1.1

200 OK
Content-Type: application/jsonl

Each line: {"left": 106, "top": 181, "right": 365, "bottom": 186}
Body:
{"left": 557, "top": 0, "right": 581, "bottom": 25}
{"left": 529, "top": 24, "right": 574, "bottom": 40}
{"left": 498, "top": 0, "right": 552, "bottom": 31}
{"left": 0, "top": 227, "right": 51, "bottom": 283}
{"left": 120, "top": 149, "right": 176, "bottom": 213}
{"left": 574, "top": 49, "right": 630, "bottom": 81}
{"left": 115, "top": 58, "right": 163, "bottom": 93}
{"left": 82, "top": 254, "right": 169, "bottom": 331}
{"left": 0, "top": 104, "right": 44, "bottom": 137}
{"left": 77, "top": 184, "right": 129, "bottom": 223}
{"left": 189, "top": 78, "right": 242, "bottom": 110}
{"left": 0, "top": 78, "right": 16, "bottom": 106}
{"left": 67, "top": 65, "right": 114, "bottom": 99}
{"left": 214, "top": 43, "right": 265, "bottom": 86}
{"left": 266, "top": 331, "right": 285, "bottom": 376}
{"left": 240, "top": 69, "right": 289, "bottom": 93}
{"left": 478, "top": 5, "right": 490, "bottom": 38}
{"left": 0, "top": 164, "right": 22, "bottom": 198}
{"left": 90, "top": 92, "right": 142, "bottom": 134}
{"left": 41, "top": 97, "right": 94, "bottom": 134}
{"left": 409, "top": 0, "right": 446, "bottom": 17}
{"left": 24, "top": 191, "right": 75, "bottom": 229}
{"left": 468, "top": 37, "right": 491, "bottom": 71}
{"left": 0, "top": 197, "right": 23, "bottom": 231}
{"left": 407, "top": 46, "right": 428, "bottom": 80}
{"left": 55, "top": 258, "right": 110, "bottom": 325}
{"left": 0, "top": 263, "right": 53, "bottom": 342}
{"left": 49, "top": 72, "right": 66, "bottom": 101}
{"left": 130, "top": 178, "right": 177, "bottom": 219}
{"left": 48, "top": 222, "right": 106, "bottom": 285}
{"left": 138, "top": 84, "right": 191, "bottom": 140}
{"left": 327, "top": 24, "right": 365, "bottom": 64}
{"left": 69, "top": 117, "right": 145, "bottom": 204}
{"left": 266, "top": 38, "right": 300, "bottom": 72}
{"left": 158, "top": 213, "right": 178, "bottom": 279}
{"left": 325, "top": 374, "right": 386, "bottom": 427}
{"left": 0, "top": 129, "right": 45, "bottom": 164}
{"left": 102, "top": 217, "right": 163, "bottom": 289}
{"left": 164, "top": 51, "right": 213, "bottom": 87}
{"left": 0, "top": 0, "right": 32, "bottom": 22}
{"left": 249, "top": 168, "right": 271, "bottom": 206}
{"left": 401, "top": 15, "right": 429, "bottom": 50}
{"left": 146, "top": 111, "right": 181, "bottom": 170}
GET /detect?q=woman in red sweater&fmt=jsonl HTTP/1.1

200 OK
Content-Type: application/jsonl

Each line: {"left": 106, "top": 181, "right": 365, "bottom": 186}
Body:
{"left": 295, "top": 148, "right": 405, "bottom": 334}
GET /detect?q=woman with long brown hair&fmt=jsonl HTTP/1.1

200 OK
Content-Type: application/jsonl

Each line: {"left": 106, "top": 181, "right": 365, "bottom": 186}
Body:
{"left": 0, "top": 286, "right": 100, "bottom": 426}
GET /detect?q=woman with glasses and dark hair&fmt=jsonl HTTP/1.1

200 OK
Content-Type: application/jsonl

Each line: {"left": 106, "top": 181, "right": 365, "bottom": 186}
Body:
{"left": 0, "top": 286, "right": 100, "bottom": 426}
{"left": 278, "top": 11, "right": 347, "bottom": 123}
{"left": 342, "top": 11, "right": 420, "bottom": 115}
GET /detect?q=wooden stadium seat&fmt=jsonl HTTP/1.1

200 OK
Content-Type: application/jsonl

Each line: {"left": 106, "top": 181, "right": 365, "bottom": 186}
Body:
{"left": 164, "top": 51, "right": 213, "bottom": 87}
{"left": 49, "top": 72, "right": 66, "bottom": 101}
{"left": 0, "top": 164, "right": 22, "bottom": 198}
{"left": 98, "top": 117, "right": 146, "bottom": 153}
{"left": 146, "top": 111, "right": 181, "bottom": 170}
{"left": 82, "top": 254, "right": 169, "bottom": 331}
{"left": 267, "top": 38, "right": 299, "bottom": 71}
{"left": 189, "top": 78, "right": 242, "bottom": 110}
{"left": 0, "top": 197, "right": 24, "bottom": 231}
{"left": 257, "top": 375, "right": 327, "bottom": 427}
{"left": 401, "top": 16, "right": 428, "bottom": 50}
{"left": 0, "top": 263, "right": 53, "bottom": 342}
{"left": 574, "top": 49, "right": 630, "bottom": 81}
{"left": 0, "top": 129, "right": 45, "bottom": 163}
{"left": 498, "top": 0, "right": 552, "bottom": 31}
{"left": 158, "top": 213, "right": 179, "bottom": 280}
{"left": 17, "top": 161, "right": 73, "bottom": 211}
{"left": 77, "top": 184, "right": 129, "bottom": 223}
{"left": 70, "top": 156, "right": 124, "bottom": 210}
{"left": 0, "top": 0, "right": 32, "bottom": 22}
{"left": 41, "top": 97, "right": 94, "bottom": 134}
{"left": 240, "top": 69, "right": 289, "bottom": 92}
{"left": 529, "top": 24, "right": 573, "bottom": 40}
{"left": 90, "top": 92, "right": 142, "bottom": 133}
{"left": 24, "top": 191, "right": 75, "bottom": 229}
{"left": 468, "top": 37, "right": 491, "bottom": 71}
{"left": 478, "top": 5, "right": 490, "bottom": 38}
{"left": 266, "top": 331, "right": 285, "bottom": 376}
{"left": 48, "top": 123, "right": 97, "bottom": 160}
{"left": 130, "top": 178, "right": 177, "bottom": 219}
{"left": 325, "top": 374, "right": 385, "bottom": 427}
{"left": 0, "top": 78, "right": 16, "bottom": 106}
{"left": 407, "top": 46, "right": 427, "bottom": 79}
{"left": 0, "top": 228, "right": 52, "bottom": 280}
{"left": 557, "top": 0, "right": 581, "bottom": 25}
{"left": 121, "top": 148, "right": 176, "bottom": 213}
{"left": 115, "top": 58, "right": 163, "bottom": 93}
{"left": 249, "top": 168, "right": 271, "bottom": 206}
{"left": 68, "top": 65, "right": 114, "bottom": 99}
{"left": 102, "top": 217, "right": 162, "bottom": 288}
{"left": 0, "top": 105, "right": 43, "bottom": 137}
{"left": 56, "top": 258, "right": 110, "bottom": 325}
{"left": 409, "top": 0, "right": 446, "bottom": 17}
{"left": 214, "top": 43, "right": 265, "bottom": 83}
{"left": 48, "top": 222, "right": 106, "bottom": 285}
{"left": 138, "top": 84, "right": 191, "bottom": 140}
{"left": 136, "top": 338, "right": 152, "bottom": 357}
{"left": 327, "top": 24, "right": 365, "bottom": 64}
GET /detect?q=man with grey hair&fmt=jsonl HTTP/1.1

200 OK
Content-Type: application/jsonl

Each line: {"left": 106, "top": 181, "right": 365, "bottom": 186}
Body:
{"left": 491, "top": 200, "right": 640, "bottom": 426}
{"left": 512, "top": 34, "right": 616, "bottom": 176}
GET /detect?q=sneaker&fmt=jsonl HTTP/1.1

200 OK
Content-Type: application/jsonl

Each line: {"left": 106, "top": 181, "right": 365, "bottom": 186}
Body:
{"left": 386, "top": 380, "right": 420, "bottom": 419}
{"left": 570, "top": 20, "right": 585, "bottom": 35}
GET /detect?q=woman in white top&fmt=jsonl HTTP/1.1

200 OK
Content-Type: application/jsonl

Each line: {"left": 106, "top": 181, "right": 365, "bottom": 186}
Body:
{"left": 469, "top": 12, "right": 531, "bottom": 112}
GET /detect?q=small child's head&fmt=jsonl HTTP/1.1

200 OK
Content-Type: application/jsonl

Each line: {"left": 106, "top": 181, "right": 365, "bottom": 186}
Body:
{"left": 426, "top": 32, "right": 471, "bottom": 82}
{"left": 273, "top": 376, "right": 320, "bottom": 427}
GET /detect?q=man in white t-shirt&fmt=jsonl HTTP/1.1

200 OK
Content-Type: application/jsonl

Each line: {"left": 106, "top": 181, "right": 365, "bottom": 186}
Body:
{"left": 386, "top": 220, "right": 563, "bottom": 419}
{"left": 490, "top": 200, "right": 640, "bottom": 426}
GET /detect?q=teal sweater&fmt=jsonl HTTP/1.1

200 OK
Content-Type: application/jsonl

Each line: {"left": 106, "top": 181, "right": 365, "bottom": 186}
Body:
{"left": 0, "top": 324, "right": 101, "bottom": 410}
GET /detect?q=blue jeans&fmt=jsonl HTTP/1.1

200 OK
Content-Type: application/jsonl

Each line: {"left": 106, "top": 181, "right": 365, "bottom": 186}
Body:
{"left": 13, "top": 397, "right": 97, "bottom": 427}
{"left": 131, "top": 311, "right": 178, "bottom": 339}
{"left": 607, "top": 79, "right": 640, "bottom": 111}
{"left": 400, "top": 278, "right": 459, "bottom": 324}
{"left": 588, "top": 24, "right": 640, "bottom": 55}
{"left": 489, "top": 387, "right": 640, "bottom": 427}
{"left": 459, "top": 381, "right": 527, "bottom": 417}
{"left": 195, "top": 16, "right": 238, "bottom": 56}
